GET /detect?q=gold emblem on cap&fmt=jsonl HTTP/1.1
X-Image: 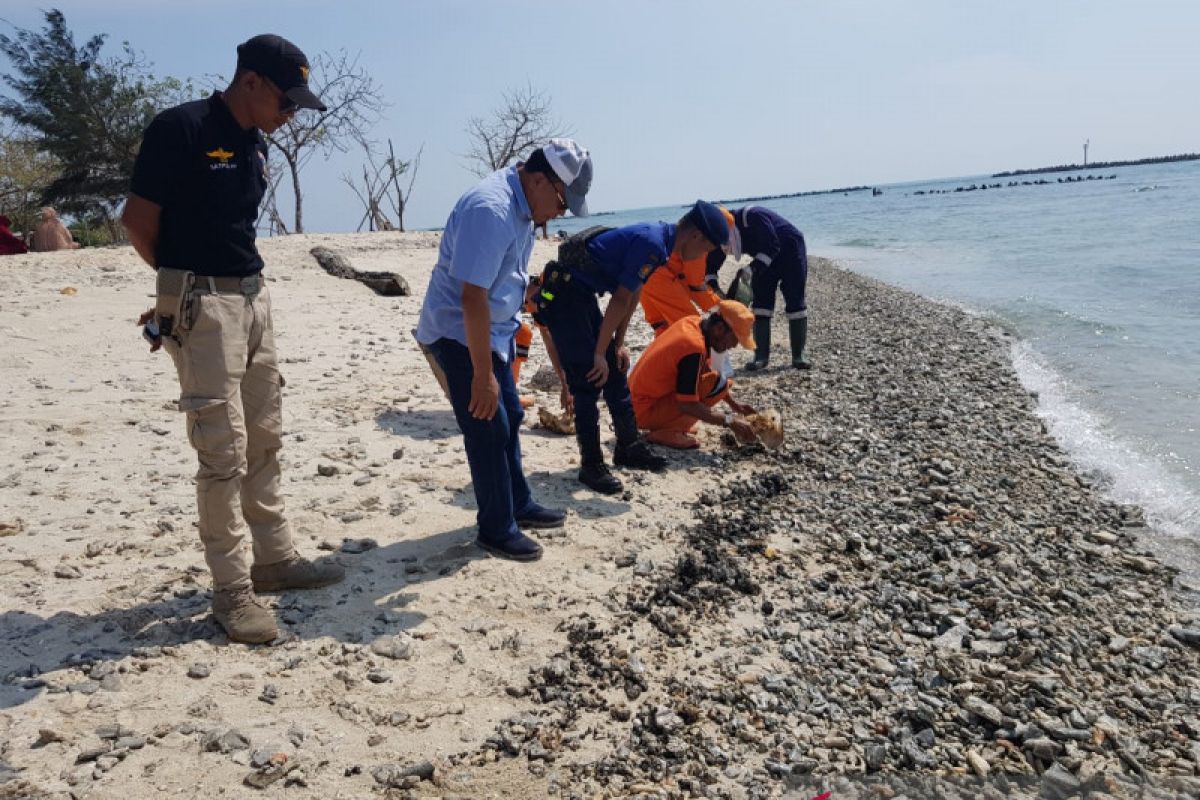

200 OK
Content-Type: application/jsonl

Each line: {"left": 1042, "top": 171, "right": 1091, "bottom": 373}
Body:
{"left": 299, "top": 65, "right": 309, "bottom": 81}
{"left": 206, "top": 147, "right": 234, "bottom": 163}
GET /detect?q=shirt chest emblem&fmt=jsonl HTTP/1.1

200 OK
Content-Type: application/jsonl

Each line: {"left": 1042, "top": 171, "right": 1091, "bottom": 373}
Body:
{"left": 206, "top": 147, "right": 237, "bottom": 170}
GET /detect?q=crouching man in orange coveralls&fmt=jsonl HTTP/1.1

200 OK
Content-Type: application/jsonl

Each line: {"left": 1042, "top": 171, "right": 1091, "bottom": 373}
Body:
{"left": 629, "top": 300, "right": 758, "bottom": 450}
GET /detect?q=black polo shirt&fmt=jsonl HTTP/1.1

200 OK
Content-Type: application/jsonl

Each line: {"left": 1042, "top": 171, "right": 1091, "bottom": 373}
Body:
{"left": 130, "top": 92, "right": 268, "bottom": 277}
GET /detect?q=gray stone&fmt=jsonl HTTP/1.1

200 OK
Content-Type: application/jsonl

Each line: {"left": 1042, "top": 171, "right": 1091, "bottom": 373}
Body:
{"left": 372, "top": 760, "right": 435, "bottom": 788}
{"left": 1023, "top": 737, "right": 1062, "bottom": 761}
{"left": 370, "top": 633, "right": 415, "bottom": 660}
{"left": 75, "top": 740, "right": 111, "bottom": 763}
{"left": 963, "top": 695, "right": 1005, "bottom": 726}
{"left": 201, "top": 729, "right": 250, "bottom": 754}
{"left": 933, "top": 623, "right": 970, "bottom": 651}
{"left": 1042, "top": 762, "right": 1082, "bottom": 799}
{"left": 1168, "top": 625, "right": 1200, "bottom": 647}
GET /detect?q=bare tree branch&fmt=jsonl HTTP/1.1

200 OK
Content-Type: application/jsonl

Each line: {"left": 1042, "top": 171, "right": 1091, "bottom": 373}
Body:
{"left": 462, "top": 83, "right": 571, "bottom": 177}
{"left": 262, "top": 50, "right": 384, "bottom": 233}
{"left": 341, "top": 136, "right": 421, "bottom": 232}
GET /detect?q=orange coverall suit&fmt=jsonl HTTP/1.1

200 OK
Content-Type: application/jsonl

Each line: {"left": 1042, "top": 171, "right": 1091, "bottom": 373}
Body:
{"left": 629, "top": 316, "right": 730, "bottom": 434}
{"left": 639, "top": 251, "right": 721, "bottom": 337}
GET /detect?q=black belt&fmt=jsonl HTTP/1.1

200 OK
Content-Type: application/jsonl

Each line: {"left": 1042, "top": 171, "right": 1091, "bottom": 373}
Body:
{"left": 191, "top": 273, "right": 263, "bottom": 296}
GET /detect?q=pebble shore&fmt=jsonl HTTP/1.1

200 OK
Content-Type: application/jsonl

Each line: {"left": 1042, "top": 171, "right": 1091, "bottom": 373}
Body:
{"left": 441, "top": 261, "right": 1200, "bottom": 799}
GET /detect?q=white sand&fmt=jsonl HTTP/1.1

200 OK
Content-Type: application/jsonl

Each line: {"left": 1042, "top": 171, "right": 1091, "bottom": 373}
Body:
{"left": 0, "top": 233, "right": 741, "bottom": 797}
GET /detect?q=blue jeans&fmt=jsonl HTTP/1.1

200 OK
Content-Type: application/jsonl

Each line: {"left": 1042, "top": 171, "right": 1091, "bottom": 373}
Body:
{"left": 539, "top": 280, "right": 633, "bottom": 436}
{"left": 428, "top": 337, "right": 533, "bottom": 543}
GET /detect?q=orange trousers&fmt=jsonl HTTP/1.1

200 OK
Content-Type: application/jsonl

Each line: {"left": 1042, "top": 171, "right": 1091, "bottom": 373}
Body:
{"left": 512, "top": 321, "right": 534, "bottom": 383}
{"left": 633, "top": 372, "right": 729, "bottom": 433}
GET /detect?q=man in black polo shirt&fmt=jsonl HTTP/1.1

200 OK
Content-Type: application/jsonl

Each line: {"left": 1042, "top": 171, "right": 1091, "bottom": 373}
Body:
{"left": 122, "top": 35, "right": 343, "bottom": 644}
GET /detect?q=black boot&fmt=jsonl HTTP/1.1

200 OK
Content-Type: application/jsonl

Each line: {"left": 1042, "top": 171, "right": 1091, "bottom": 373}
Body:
{"left": 744, "top": 316, "right": 771, "bottom": 371}
{"left": 577, "top": 426, "right": 622, "bottom": 494}
{"left": 612, "top": 411, "right": 668, "bottom": 472}
{"left": 788, "top": 316, "right": 811, "bottom": 370}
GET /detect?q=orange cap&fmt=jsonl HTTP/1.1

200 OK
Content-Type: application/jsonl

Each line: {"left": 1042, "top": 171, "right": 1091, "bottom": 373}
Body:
{"left": 716, "top": 299, "right": 756, "bottom": 350}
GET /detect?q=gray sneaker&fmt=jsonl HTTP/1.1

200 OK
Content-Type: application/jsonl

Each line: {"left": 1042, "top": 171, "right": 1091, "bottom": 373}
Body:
{"left": 251, "top": 554, "right": 345, "bottom": 593}
{"left": 212, "top": 587, "right": 278, "bottom": 644}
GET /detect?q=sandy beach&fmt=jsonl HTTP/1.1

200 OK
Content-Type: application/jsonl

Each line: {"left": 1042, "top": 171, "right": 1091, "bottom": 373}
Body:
{"left": 1, "top": 233, "right": 1198, "bottom": 799}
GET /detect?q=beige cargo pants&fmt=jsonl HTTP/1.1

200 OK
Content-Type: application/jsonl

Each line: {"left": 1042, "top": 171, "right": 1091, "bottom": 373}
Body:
{"left": 163, "top": 275, "right": 294, "bottom": 590}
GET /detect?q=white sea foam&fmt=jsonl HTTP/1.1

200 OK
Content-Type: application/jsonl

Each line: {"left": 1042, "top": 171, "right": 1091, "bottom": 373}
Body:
{"left": 1010, "top": 340, "right": 1200, "bottom": 578}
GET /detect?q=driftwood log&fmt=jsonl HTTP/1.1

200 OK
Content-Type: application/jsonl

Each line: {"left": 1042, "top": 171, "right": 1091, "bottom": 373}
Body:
{"left": 309, "top": 246, "right": 411, "bottom": 297}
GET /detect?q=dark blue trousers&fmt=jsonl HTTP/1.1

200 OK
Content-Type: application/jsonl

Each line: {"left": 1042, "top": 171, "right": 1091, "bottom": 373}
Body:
{"left": 539, "top": 280, "right": 633, "bottom": 436}
{"left": 428, "top": 337, "right": 533, "bottom": 544}
{"left": 751, "top": 244, "right": 809, "bottom": 320}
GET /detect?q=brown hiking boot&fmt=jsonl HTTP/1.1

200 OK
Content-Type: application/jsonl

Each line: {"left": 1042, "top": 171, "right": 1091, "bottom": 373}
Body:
{"left": 250, "top": 553, "right": 345, "bottom": 593}
{"left": 212, "top": 586, "right": 278, "bottom": 644}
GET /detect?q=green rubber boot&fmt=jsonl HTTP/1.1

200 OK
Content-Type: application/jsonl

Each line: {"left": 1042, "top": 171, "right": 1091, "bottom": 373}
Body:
{"left": 743, "top": 317, "right": 772, "bottom": 371}
{"left": 789, "top": 316, "right": 811, "bottom": 370}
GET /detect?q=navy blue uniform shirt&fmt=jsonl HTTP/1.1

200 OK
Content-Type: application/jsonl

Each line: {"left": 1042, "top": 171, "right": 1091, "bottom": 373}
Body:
{"left": 577, "top": 222, "right": 676, "bottom": 295}
{"left": 707, "top": 206, "right": 806, "bottom": 278}
{"left": 130, "top": 92, "right": 268, "bottom": 277}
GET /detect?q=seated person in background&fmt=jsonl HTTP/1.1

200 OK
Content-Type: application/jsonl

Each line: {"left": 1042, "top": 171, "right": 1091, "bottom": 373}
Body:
{"left": 30, "top": 207, "right": 81, "bottom": 252}
{"left": 0, "top": 214, "right": 28, "bottom": 255}
{"left": 629, "top": 300, "right": 758, "bottom": 450}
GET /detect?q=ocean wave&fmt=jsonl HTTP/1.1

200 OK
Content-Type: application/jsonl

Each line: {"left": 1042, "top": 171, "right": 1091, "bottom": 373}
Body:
{"left": 1002, "top": 298, "right": 1124, "bottom": 336}
{"left": 1010, "top": 341, "right": 1200, "bottom": 577}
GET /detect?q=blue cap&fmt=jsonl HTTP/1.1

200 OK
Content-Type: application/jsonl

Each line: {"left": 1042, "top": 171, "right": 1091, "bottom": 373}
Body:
{"left": 686, "top": 200, "right": 729, "bottom": 248}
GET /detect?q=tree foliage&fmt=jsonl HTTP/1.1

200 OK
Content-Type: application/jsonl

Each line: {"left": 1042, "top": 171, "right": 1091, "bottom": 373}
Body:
{"left": 463, "top": 84, "right": 571, "bottom": 177}
{"left": 0, "top": 124, "right": 59, "bottom": 237}
{"left": 0, "top": 9, "right": 186, "bottom": 220}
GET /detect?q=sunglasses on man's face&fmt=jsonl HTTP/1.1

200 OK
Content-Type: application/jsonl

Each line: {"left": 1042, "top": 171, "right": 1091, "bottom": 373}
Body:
{"left": 264, "top": 78, "right": 298, "bottom": 115}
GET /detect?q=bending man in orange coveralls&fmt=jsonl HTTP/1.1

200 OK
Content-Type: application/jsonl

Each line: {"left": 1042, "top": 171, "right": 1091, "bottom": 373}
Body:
{"left": 629, "top": 300, "right": 758, "bottom": 450}
{"left": 638, "top": 207, "right": 737, "bottom": 337}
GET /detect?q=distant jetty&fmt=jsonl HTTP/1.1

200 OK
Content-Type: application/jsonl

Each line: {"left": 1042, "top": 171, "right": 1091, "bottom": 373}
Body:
{"left": 992, "top": 153, "right": 1200, "bottom": 178}
{"left": 716, "top": 185, "right": 871, "bottom": 204}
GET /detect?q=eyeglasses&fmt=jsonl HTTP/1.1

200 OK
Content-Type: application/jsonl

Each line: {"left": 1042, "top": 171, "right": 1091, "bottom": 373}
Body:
{"left": 547, "top": 175, "right": 567, "bottom": 212}
{"left": 264, "top": 77, "right": 298, "bottom": 115}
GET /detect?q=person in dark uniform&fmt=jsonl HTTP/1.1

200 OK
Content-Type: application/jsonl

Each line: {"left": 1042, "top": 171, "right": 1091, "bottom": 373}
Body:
{"left": 534, "top": 200, "right": 729, "bottom": 494}
{"left": 122, "top": 35, "right": 343, "bottom": 644}
{"left": 706, "top": 206, "right": 811, "bottom": 370}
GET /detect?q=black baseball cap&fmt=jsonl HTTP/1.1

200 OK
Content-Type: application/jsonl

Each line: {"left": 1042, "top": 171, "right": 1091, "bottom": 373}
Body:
{"left": 236, "top": 34, "right": 326, "bottom": 112}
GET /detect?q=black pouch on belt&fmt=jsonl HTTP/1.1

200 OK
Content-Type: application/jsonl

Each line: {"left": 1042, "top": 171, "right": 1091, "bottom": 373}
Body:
{"left": 532, "top": 226, "right": 612, "bottom": 324}
{"left": 531, "top": 260, "right": 570, "bottom": 325}
{"left": 155, "top": 267, "right": 195, "bottom": 337}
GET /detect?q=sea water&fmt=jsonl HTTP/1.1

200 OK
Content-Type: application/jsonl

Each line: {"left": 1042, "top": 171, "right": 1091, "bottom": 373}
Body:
{"left": 552, "top": 161, "right": 1200, "bottom": 580}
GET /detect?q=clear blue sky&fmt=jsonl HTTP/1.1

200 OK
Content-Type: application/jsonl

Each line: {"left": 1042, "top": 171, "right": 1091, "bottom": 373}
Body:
{"left": 1, "top": 1, "right": 1196, "bottom": 230}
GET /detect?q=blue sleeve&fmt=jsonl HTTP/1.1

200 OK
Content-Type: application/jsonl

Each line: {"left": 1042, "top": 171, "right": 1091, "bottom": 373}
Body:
{"left": 617, "top": 236, "right": 667, "bottom": 292}
{"left": 130, "top": 112, "right": 191, "bottom": 206}
{"left": 447, "top": 203, "right": 509, "bottom": 289}
{"left": 745, "top": 208, "right": 781, "bottom": 265}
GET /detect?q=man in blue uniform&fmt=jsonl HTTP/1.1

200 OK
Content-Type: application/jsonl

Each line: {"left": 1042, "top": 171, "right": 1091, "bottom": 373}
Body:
{"left": 706, "top": 206, "right": 811, "bottom": 370}
{"left": 534, "top": 201, "right": 729, "bottom": 494}
{"left": 416, "top": 139, "right": 592, "bottom": 562}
